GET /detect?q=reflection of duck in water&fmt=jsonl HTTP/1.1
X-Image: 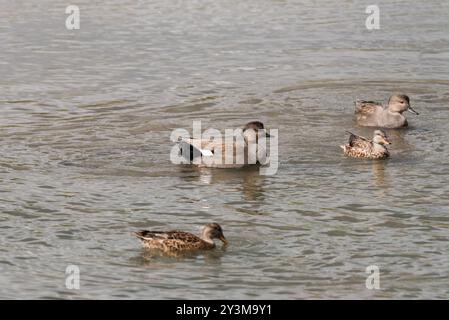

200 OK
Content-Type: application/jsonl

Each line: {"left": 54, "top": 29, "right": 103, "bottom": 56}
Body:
{"left": 177, "top": 166, "right": 266, "bottom": 215}
{"left": 341, "top": 130, "right": 391, "bottom": 159}
{"left": 177, "top": 121, "right": 271, "bottom": 168}
{"left": 371, "top": 161, "right": 386, "bottom": 188}
{"left": 240, "top": 168, "right": 265, "bottom": 202}
{"left": 134, "top": 223, "right": 227, "bottom": 253}
{"left": 355, "top": 94, "right": 419, "bottom": 128}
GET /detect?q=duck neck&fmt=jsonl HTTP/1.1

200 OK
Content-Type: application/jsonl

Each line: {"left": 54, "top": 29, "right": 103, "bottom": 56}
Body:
{"left": 200, "top": 231, "right": 215, "bottom": 245}
{"left": 372, "top": 142, "right": 387, "bottom": 153}
{"left": 380, "top": 109, "right": 405, "bottom": 127}
{"left": 387, "top": 108, "right": 405, "bottom": 115}
{"left": 244, "top": 136, "right": 257, "bottom": 146}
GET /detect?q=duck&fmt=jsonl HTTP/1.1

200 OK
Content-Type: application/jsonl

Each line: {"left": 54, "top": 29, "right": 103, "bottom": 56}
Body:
{"left": 341, "top": 130, "right": 391, "bottom": 159}
{"left": 177, "top": 121, "right": 271, "bottom": 168}
{"left": 134, "top": 223, "right": 228, "bottom": 252}
{"left": 354, "top": 94, "right": 419, "bottom": 128}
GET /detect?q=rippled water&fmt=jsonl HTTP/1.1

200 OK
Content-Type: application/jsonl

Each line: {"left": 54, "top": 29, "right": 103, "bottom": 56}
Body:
{"left": 1, "top": 0, "right": 449, "bottom": 299}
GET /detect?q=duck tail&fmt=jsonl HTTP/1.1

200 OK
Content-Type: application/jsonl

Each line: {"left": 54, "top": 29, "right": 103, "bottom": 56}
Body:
{"left": 133, "top": 230, "right": 150, "bottom": 240}
{"left": 354, "top": 99, "right": 374, "bottom": 112}
{"left": 177, "top": 139, "right": 203, "bottom": 162}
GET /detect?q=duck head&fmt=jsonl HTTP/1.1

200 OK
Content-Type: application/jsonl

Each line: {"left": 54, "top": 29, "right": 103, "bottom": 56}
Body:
{"left": 242, "top": 121, "right": 271, "bottom": 143}
{"left": 373, "top": 130, "right": 392, "bottom": 145}
{"left": 388, "top": 94, "right": 419, "bottom": 115}
{"left": 201, "top": 223, "right": 228, "bottom": 245}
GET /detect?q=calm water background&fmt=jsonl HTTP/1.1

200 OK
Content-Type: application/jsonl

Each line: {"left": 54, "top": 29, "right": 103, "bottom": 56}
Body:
{"left": 1, "top": 0, "right": 449, "bottom": 299}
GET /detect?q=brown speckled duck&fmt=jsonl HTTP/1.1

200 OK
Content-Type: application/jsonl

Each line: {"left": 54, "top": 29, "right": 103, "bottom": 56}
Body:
{"left": 355, "top": 94, "right": 419, "bottom": 128}
{"left": 134, "top": 223, "right": 228, "bottom": 252}
{"left": 341, "top": 130, "right": 391, "bottom": 159}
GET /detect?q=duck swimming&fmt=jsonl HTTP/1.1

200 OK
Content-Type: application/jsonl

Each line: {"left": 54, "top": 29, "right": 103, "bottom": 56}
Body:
{"left": 134, "top": 223, "right": 228, "bottom": 252}
{"left": 341, "top": 130, "right": 391, "bottom": 159}
{"left": 177, "top": 121, "right": 271, "bottom": 168}
{"left": 355, "top": 94, "right": 419, "bottom": 128}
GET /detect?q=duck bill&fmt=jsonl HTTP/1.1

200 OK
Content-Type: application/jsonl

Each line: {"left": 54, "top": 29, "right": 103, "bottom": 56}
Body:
{"left": 383, "top": 138, "right": 392, "bottom": 145}
{"left": 219, "top": 234, "right": 228, "bottom": 245}
{"left": 408, "top": 106, "right": 419, "bottom": 115}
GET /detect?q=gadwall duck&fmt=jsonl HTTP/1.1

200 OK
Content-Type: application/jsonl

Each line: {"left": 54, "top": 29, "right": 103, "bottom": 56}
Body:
{"left": 341, "top": 130, "right": 391, "bottom": 159}
{"left": 134, "top": 223, "right": 228, "bottom": 252}
{"left": 177, "top": 121, "right": 271, "bottom": 168}
{"left": 355, "top": 94, "right": 419, "bottom": 128}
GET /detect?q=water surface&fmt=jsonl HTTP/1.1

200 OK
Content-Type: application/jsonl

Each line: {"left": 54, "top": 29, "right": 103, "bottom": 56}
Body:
{"left": 1, "top": 0, "right": 449, "bottom": 299}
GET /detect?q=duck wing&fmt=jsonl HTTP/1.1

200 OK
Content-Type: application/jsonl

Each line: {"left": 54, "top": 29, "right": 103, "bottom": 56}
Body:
{"left": 134, "top": 230, "right": 206, "bottom": 250}
{"left": 347, "top": 131, "right": 372, "bottom": 149}
{"left": 178, "top": 138, "right": 215, "bottom": 162}
{"left": 134, "top": 230, "right": 197, "bottom": 241}
{"left": 134, "top": 230, "right": 166, "bottom": 241}
{"left": 355, "top": 100, "right": 383, "bottom": 114}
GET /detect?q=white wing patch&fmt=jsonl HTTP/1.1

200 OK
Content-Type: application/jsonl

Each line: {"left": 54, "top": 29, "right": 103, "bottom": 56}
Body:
{"left": 199, "top": 149, "right": 214, "bottom": 157}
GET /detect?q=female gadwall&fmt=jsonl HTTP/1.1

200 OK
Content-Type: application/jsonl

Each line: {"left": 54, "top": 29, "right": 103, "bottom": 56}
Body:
{"left": 341, "top": 130, "right": 391, "bottom": 159}
{"left": 134, "top": 223, "right": 228, "bottom": 252}
{"left": 177, "top": 121, "right": 271, "bottom": 168}
{"left": 355, "top": 94, "right": 419, "bottom": 128}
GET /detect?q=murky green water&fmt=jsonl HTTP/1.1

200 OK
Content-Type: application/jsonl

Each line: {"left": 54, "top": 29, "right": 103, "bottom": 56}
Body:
{"left": 1, "top": 0, "right": 449, "bottom": 299}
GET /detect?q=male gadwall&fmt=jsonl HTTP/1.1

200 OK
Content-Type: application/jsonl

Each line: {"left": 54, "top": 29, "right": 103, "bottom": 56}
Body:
{"left": 134, "top": 223, "right": 228, "bottom": 252}
{"left": 341, "top": 130, "right": 391, "bottom": 159}
{"left": 355, "top": 94, "right": 419, "bottom": 128}
{"left": 177, "top": 121, "right": 271, "bottom": 168}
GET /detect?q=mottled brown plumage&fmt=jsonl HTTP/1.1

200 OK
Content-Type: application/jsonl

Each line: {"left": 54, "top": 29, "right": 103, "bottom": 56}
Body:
{"left": 355, "top": 100, "right": 381, "bottom": 115}
{"left": 134, "top": 223, "right": 227, "bottom": 252}
{"left": 348, "top": 131, "right": 372, "bottom": 150}
{"left": 341, "top": 130, "right": 391, "bottom": 159}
